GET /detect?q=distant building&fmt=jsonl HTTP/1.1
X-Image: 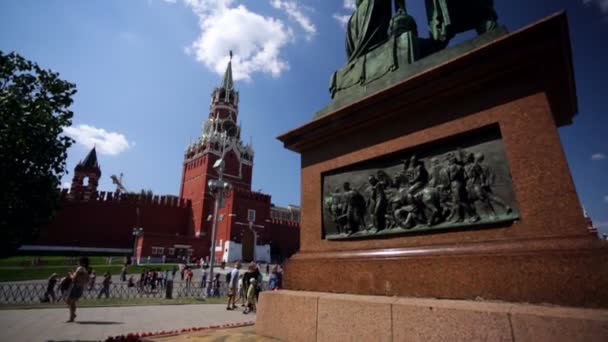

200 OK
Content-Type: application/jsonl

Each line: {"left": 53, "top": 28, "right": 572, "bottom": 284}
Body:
{"left": 27, "top": 58, "right": 300, "bottom": 263}
{"left": 583, "top": 207, "right": 598, "bottom": 237}
{"left": 271, "top": 204, "right": 301, "bottom": 222}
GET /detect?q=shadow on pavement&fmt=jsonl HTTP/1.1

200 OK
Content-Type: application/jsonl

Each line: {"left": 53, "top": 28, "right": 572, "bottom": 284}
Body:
{"left": 75, "top": 321, "right": 123, "bottom": 325}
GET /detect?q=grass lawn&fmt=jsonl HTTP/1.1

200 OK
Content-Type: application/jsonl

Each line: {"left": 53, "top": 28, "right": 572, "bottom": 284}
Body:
{"left": 0, "top": 296, "right": 229, "bottom": 310}
{"left": 0, "top": 255, "right": 125, "bottom": 267}
{"left": 0, "top": 263, "right": 178, "bottom": 282}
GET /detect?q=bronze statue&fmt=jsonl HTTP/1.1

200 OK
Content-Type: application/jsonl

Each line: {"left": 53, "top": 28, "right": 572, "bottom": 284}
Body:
{"left": 346, "top": 0, "right": 393, "bottom": 62}
{"left": 328, "top": 0, "right": 501, "bottom": 103}
{"left": 426, "top": 0, "right": 498, "bottom": 44}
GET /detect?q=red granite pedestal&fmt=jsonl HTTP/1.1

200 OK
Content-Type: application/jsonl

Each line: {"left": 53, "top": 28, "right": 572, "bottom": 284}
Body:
{"left": 256, "top": 12, "right": 608, "bottom": 341}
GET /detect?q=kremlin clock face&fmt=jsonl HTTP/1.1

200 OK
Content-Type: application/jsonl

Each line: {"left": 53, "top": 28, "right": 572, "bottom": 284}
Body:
{"left": 222, "top": 120, "right": 238, "bottom": 137}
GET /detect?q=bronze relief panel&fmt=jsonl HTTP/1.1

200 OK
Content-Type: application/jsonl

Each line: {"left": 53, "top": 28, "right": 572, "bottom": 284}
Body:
{"left": 322, "top": 126, "right": 519, "bottom": 240}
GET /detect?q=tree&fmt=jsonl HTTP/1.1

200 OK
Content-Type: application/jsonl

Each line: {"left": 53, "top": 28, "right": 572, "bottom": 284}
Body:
{"left": 0, "top": 51, "right": 76, "bottom": 257}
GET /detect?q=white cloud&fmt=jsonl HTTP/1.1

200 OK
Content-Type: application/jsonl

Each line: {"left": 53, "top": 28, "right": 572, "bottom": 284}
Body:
{"left": 63, "top": 124, "right": 133, "bottom": 156}
{"left": 343, "top": 0, "right": 356, "bottom": 11}
{"left": 592, "top": 153, "right": 606, "bottom": 160}
{"left": 333, "top": 13, "right": 350, "bottom": 28}
{"left": 333, "top": 0, "right": 356, "bottom": 28}
{"left": 181, "top": 0, "right": 294, "bottom": 81}
{"left": 583, "top": 0, "right": 608, "bottom": 13}
{"left": 270, "top": 0, "right": 316, "bottom": 41}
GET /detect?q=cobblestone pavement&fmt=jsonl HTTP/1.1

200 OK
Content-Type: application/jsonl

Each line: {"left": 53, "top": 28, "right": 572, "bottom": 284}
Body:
{"left": 0, "top": 304, "right": 256, "bottom": 342}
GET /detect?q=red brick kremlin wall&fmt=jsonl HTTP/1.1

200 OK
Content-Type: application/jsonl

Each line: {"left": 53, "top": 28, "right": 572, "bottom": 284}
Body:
{"left": 35, "top": 189, "right": 192, "bottom": 249}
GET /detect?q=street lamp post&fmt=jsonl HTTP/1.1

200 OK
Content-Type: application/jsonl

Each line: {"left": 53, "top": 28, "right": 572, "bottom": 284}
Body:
{"left": 248, "top": 220, "right": 257, "bottom": 263}
{"left": 132, "top": 226, "right": 143, "bottom": 265}
{"left": 206, "top": 133, "right": 231, "bottom": 296}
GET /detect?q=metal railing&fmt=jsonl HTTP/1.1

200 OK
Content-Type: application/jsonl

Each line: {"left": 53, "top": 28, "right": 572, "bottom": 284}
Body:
{"left": 0, "top": 281, "right": 265, "bottom": 304}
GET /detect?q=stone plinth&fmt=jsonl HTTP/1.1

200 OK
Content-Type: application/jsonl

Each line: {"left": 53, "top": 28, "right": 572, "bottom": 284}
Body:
{"left": 256, "top": 291, "right": 608, "bottom": 342}
{"left": 274, "top": 12, "right": 608, "bottom": 308}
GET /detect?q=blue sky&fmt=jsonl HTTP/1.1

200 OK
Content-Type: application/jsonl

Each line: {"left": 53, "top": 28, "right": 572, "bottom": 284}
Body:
{"left": 1, "top": 0, "right": 607, "bottom": 233}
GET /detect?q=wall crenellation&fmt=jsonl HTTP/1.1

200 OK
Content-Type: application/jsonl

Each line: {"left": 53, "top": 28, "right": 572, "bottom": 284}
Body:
{"left": 60, "top": 188, "right": 192, "bottom": 208}
{"left": 268, "top": 218, "right": 299, "bottom": 227}
{"left": 231, "top": 187, "right": 271, "bottom": 202}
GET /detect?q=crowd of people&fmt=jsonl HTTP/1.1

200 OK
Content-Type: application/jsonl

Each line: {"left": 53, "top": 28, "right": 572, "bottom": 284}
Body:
{"left": 224, "top": 261, "right": 283, "bottom": 314}
{"left": 39, "top": 256, "right": 283, "bottom": 322}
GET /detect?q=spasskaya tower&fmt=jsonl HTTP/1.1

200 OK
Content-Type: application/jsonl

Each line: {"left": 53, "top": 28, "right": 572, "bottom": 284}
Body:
{"left": 179, "top": 54, "right": 254, "bottom": 238}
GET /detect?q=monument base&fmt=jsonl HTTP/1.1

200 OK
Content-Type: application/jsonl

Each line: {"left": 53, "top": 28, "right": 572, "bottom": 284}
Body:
{"left": 273, "top": 12, "right": 608, "bottom": 308}
{"left": 283, "top": 235, "right": 608, "bottom": 308}
{"left": 256, "top": 290, "right": 608, "bottom": 342}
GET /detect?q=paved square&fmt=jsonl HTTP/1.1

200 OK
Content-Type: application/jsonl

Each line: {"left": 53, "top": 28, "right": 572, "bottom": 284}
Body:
{"left": 0, "top": 304, "right": 255, "bottom": 342}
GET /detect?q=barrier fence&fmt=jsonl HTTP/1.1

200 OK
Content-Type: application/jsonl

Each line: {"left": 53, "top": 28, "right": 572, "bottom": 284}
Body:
{"left": 0, "top": 280, "right": 267, "bottom": 304}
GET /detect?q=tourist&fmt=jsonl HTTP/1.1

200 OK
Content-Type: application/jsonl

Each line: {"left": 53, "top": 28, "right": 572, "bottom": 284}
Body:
{"left": 268, "top": 265, "right": 282, "bottom": 290}
{"left": 97, "top": 272, "right": 112, "bottom": 299}
{"left": 157, "top": 269, "right": 164, "bottom": 289}
{"left": 58, "top": 272, "right": 72, "bottom": 299}
{"left": 66, "top": 257, "right": 90, "bottom": 322}
{"left": 127, "top": 275, "right": 135, "bottom": 288}
{"left": 243, "top": 278, "right": 257, "bottom": 314}
{"left": 172, "top": 265, "right": 178, "bottom": 279}
{"left": 213, "top": 273, "right": 221, "bottom": 297}
{"left": 247, "top": 262, "right": 263, "bottom": 300}
{"left": 242, "top": 263, "right": 254, "bottom": 296}
{"left": 120, "top": 264, "right": 128, "bottom": 282}
{"left": 43, "top": 273, "right": 58, "bottom": 302}
{"left": 201, "top": 272, "right": 207, "bottom": 289}
{"left": 185, "top": 267, "right": 193, "bottom": 288}
{"left": 226, "top": 261, "right": 241, "bottom": 310}
{"left": 237, "top": 275, "right": 245, "bottom": 306}
{"left": 138, "top": 270, "right": 146, "bottom": 292}
{"left": 88, "top": 271, "right": 96, "bottom": 291}
{"left": 151, "top": 270, "right": 158, "bottom": 290}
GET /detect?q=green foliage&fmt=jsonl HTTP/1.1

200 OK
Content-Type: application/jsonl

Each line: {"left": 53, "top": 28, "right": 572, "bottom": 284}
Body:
{"left": 0, "top": 51, "right": 76, "bottom": 257}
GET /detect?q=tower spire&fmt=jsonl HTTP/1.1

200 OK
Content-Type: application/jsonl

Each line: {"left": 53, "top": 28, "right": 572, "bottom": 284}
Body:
{"left": 221, "top": 51, "right": 234, "bottom": 91}
{"left": 79, "top": 146, "right": 99, "bottom": 169}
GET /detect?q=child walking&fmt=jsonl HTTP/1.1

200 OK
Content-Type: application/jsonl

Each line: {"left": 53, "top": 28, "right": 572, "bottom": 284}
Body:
{"left": 243, "top": 278, "right": 257, "bottom": 314}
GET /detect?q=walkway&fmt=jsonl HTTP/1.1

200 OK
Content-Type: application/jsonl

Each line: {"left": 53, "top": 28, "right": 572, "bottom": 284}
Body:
{"left": 0, "top": 304, "right": 255, "bottom": 342}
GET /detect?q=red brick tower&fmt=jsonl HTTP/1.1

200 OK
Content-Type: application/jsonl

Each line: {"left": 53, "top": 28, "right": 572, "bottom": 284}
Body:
{"left": 179, "top": 56, "right": 254, "bottom": 239}
{"left": 69, "top": 147, "right": 101, "bottom": 200}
